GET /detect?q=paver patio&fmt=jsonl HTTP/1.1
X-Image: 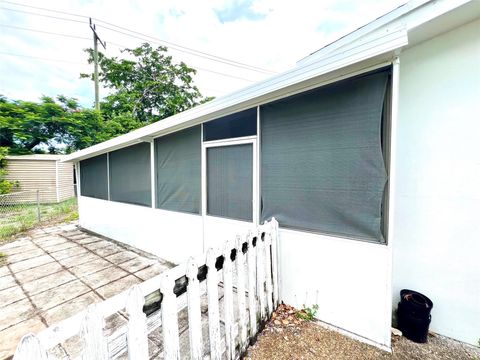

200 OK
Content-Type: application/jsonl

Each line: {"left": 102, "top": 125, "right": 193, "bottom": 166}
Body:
{"left": 0, "top": 222, "right": 173, "bottom": 360}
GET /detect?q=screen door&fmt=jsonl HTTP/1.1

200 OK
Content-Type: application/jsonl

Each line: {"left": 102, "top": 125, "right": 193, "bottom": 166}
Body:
{"left": 203, "top": 138, "right": 257, "bottom": 250}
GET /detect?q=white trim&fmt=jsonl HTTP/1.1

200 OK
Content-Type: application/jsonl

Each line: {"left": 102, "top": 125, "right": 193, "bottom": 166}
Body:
{"left": 202, "top": 137, "right": 258, "bottom": 225}
{"left": 384, "top": 56, "right": 400, "bottom": 348}
{"left": 6, "top": 154, "right": 65, "bottom": 161}
{"left": 201, "top": 127, "right": 206, "bottom": 253}
{"left": 202, "top": 135, "right": 257, "bottom": 147}
{"left": 76, "top": 161, "right": 81, "bottom": 197}
{"left": 296, "top": 0, "right": 427, "bottom": 66}
{"left": 256, "top": 106, "right": 261, "bottom": 225}
{"left": 296, "top": 0, "right": 471, "bottom": 66}
{"left": 150, "top": 141, "right": 155, "bottom": 209}
{"left": 106, "top": 153, "right": 111, "bottom": 201}
{"left": 200, "top": 124, "right": 205, "bottom": 252}
{"left": 55, "top": 160, "right": 60, "bottom": 203}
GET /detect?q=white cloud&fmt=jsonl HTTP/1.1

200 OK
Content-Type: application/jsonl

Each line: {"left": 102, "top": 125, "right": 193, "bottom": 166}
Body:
{"left": 0, "top": 0, "right": 406, "bottom": 106}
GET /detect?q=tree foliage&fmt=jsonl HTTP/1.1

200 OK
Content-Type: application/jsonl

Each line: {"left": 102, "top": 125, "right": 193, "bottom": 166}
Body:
{"left": 81, "top": 43, "right": 208, "bottom": 122}
{"left": 0, "top": 147, "right": 16, "bottom": 194}
{"left": 0, "top": 43, "right": 210, "bottom": 155}
{"left": 0, "top": 95, "right": 74, "bottom": 154}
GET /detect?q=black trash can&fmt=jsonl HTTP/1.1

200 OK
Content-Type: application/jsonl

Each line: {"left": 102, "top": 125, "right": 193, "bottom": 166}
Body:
{"left": 397, "top": 289, "right": 433, "bottom": 343}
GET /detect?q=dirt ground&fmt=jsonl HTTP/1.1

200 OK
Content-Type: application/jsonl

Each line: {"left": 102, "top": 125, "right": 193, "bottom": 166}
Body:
{"left": 245, "top": 304, "right": 480, "bottom": 360}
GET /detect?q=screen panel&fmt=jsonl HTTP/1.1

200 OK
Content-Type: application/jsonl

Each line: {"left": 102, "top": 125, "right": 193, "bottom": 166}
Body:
{"left": 80, "top": 154, "right": 108, "bottom": 200}
{"left": 109, "top": 142, "right": 151, "bottom": 207}
{"left": 261, "top": 69, "right": 390, "bottom": 242}
{"left": 155, "top": 125, "right": 201, "bottom": 214}
{"left": 203, "top": 108, "right": 257, "bottom": 141}
{"left": 207, "top": 144, "right": 253, "bottom": 221}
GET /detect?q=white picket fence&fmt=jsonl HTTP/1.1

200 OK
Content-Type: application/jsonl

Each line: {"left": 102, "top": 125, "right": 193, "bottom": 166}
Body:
{"left": 13, "top": 218, "right": 280, "bottom": 360}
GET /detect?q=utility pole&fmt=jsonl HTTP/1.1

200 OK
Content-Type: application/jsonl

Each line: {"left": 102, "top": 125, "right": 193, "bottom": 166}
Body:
{"left": 89, "top": 18, "right": 106, "bottom": 110}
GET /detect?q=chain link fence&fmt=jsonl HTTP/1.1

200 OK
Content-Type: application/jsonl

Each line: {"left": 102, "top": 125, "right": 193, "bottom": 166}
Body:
{"left": 0, "top": 185, "right": 78, "bottom": 240}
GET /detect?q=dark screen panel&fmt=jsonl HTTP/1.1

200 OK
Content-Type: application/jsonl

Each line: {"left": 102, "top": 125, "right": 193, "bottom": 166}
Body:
{"left": 109, "top": 143, "right": 151, "bottom": 207}
{"left": 207, "top": 144, "right": 253, "bottom": 221}
{"left": 261, "top": 69, "right": 390, "bottom": 242}
{"left": 203, "top": 108, "right": 257, "bottom": 141}
{"left": 155, "top": 126, "right": 201, "bottom": 214}
{"left": 80, "top": 154, "right": 108, "bottom": 200}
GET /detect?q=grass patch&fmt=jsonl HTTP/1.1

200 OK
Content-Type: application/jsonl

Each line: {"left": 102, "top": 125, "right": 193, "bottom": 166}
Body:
{"left": 0, "top": 252, "right": 6, "bottom": 267}
{"left": 0, "top": 197, "right": 77, "bottom": 241}
{"left": 296, "top": 304, "right": 319, "bottom": 321}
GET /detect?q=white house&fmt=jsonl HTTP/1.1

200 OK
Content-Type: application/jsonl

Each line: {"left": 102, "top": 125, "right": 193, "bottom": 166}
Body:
{"left": 64, "top": 0, "right": 480, "bottom": 349}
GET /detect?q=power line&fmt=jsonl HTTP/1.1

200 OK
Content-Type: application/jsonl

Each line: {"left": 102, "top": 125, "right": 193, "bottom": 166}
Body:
{"left": 0, "top": 51, "right": 88, "bottom": 65}
{"left": 0, "top": 25, "right": 258, "bottom": 82}
{"left": 0, "top": 49, "right": 255, "bottom": 82}
{"left": 0, "top": 6, "right": 86, "bottom": 24}
{"left": 0, "top": 23, "right": 130, "bottom": 49}
{"left": 0, "top": 1, "right": 277, "bottom": 75}
{"left": 194, "top": 66, "right": 255, "bottom": 82}
{"left": 0, "top": 24, "right": 90, "bottom": 40}
{"left": 94, "top": 22, "right": 275, "bottom": 75}
{"left": 96, "top": 23, "right": 267, "bottom": 78}
{"left": 0, "top": 0, "right": 88, "bottom": 19}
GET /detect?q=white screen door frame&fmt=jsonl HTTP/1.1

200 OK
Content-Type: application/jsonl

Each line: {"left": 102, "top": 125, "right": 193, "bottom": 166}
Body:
{"left": 202, "top": 135, "right": 258, "bottom": 252}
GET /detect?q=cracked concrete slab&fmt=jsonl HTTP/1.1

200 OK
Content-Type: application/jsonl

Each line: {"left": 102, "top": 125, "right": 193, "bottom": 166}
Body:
{"left": 0, "top": 222, "right": 173, "bottom": 360}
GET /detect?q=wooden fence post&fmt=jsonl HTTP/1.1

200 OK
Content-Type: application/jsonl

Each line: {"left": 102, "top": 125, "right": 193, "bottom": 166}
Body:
{"left": 236, "top": 235, "right": 248, "bottom": 352}
{"left": 13, "top": 333, "right": 49, "bottom": 360}
{"left": 81, "top": 304, "right": 109, "bottom": 360}
{"left": 223, "top": 239, "right": 235, "bottom": 360}
{"left": 247, "top": 231, "right": 257, "bottom": 339}
{"left": 256, "top": 230, "right": 267, "bottom": 321}
{"left": 206, "top": 248, "right": 221, "bottom": 360}
{"left": 264, "top": 227, "right": 274, "bottom": 316}
{"left": 160, "top": 273, "right": 180, "bottom": 360}
{"left": 270, "top": 218, "right": 280, "bottom": 308}
{"left": 126, "top": 285, "right": 149, "bottom": 360}
{"left": 186, "top": 257, "right": 203, "bottom": 360}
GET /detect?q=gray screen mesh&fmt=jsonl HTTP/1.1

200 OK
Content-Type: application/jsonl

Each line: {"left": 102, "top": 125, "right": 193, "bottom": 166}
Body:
{"left": 260, "top": 69, "right": 389, "bottom": 242}
{"left": 80, "top": 154, "right": 108, "bottom": 200}
{"left": 207, "top": 144, "right": 253, "bottom": 221}
{"left": 109, "top": 143, "right": 151, "bottom": 207}
{"left": 155, "top": 125, "right": 201, "bottom": 214}
{"left": 203, "top": 108, "right": 257, "bottom": 141}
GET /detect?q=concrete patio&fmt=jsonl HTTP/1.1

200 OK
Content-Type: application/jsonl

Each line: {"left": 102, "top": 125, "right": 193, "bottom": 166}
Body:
{"left": 0, "top": 222, "right": 173, "bottom": 359}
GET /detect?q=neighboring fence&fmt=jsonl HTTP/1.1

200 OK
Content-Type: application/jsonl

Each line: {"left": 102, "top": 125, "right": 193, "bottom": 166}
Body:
{"left": 13, "top": 218, "right": 280, "bottom": 360}
{"left": 0, "top": 185, "right": 77, "bottom": 239}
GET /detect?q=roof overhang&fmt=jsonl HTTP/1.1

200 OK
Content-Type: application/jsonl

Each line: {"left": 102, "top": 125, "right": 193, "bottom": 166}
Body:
{"left": 6, "top": 155, "right": 65, "bottom": 161}
{"left": 63, "top": 0, "right": 478, "bottom": 163}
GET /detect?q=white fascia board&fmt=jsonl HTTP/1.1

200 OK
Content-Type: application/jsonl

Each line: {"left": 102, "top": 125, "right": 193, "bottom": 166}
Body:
{"left": 63, "top": 29, "right": 408, "bottom": 163}
{"left": 401, "top": 0, "right": 473, "bottom": 31}
{"left": 297, "top": 0, "right": 430, "bottom": 67}
{"left": 297, "top": 0, "right": 471, "bottom": 67}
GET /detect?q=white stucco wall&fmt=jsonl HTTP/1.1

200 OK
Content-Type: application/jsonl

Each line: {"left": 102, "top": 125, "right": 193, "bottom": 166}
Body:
{"left": 278, "top": 229, "right": 392, "bottom": 347}
{"left": 78, "top": 196, "right": 204, "bottom": 264}
{"left": 394, "top": 19, "right": 480, "bottom": 345}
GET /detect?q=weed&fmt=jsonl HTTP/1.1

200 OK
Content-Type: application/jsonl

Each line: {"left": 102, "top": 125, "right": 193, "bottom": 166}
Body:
{"left": 296, "top": 304, "right": 319, "bottom": 321}
{"left": 0, "top": 252, "right": 6, "bottom": 267}
{"left": 64, "top": 210, "right": 79, "bottom": 222}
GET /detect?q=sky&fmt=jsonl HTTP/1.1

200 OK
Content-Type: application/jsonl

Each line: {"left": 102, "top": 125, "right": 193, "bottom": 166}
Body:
{"left": 0, "top": 0, "right": 406, "bottom": 108}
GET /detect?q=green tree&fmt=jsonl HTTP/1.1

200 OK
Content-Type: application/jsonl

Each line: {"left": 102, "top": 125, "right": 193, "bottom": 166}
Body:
{"left": 0, "top": 44, "right": 211, "bottom": 155}
{"left": 0, "top": 147, "right": 16, "bottom": 194}
{"left": 81, "top": 43, "right": 208, "bottom": 123}
{"left": 0, "top": 95, "right": 74, "bottom": 154}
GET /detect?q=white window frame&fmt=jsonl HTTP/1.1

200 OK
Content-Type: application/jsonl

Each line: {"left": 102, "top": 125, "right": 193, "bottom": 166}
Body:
{"left": 201, "top": 135, "right": 258, "bottom": 225}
